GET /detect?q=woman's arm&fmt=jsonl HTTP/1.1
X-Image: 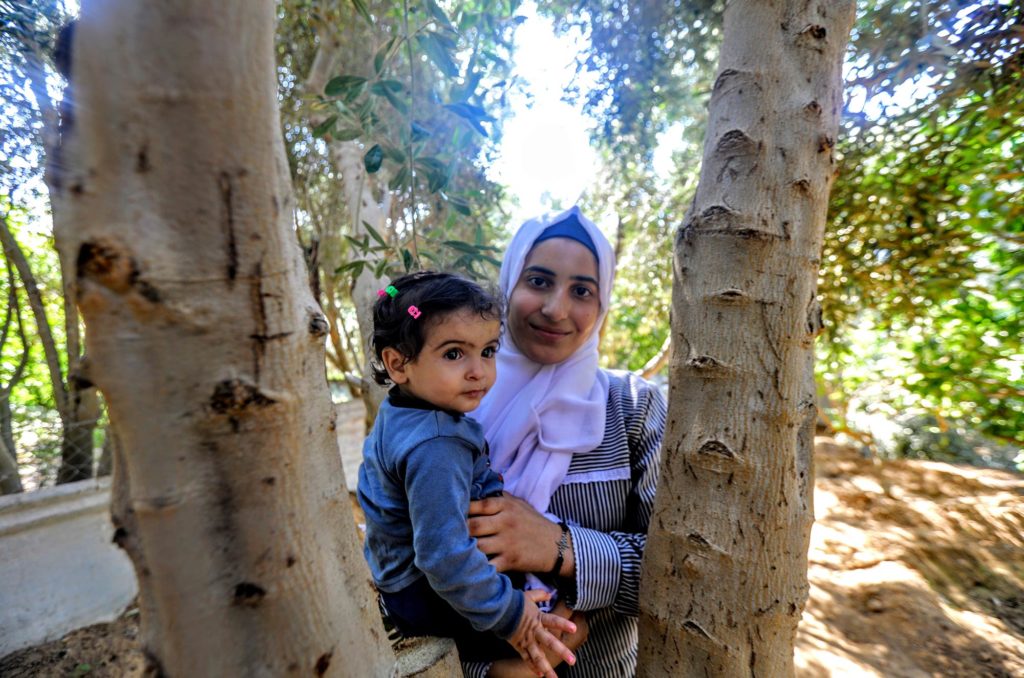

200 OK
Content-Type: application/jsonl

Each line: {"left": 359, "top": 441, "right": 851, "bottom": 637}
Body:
{"left": 469, "top": 378, "right": 667, "bottom": 616}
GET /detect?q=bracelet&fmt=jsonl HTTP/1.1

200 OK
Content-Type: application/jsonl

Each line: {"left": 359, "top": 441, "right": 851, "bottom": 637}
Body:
{"left": 548, "top": 521, "right": 570, "bottom": 577}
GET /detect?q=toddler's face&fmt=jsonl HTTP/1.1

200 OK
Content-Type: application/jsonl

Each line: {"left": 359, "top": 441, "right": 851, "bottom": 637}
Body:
{"left": 387, "top": 310, "right": 501, "bottom": 413}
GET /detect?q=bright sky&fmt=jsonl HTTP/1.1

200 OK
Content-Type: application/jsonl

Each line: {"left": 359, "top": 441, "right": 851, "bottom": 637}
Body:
{"left": 487, "top": 2, "right": 600, "bottom": 225}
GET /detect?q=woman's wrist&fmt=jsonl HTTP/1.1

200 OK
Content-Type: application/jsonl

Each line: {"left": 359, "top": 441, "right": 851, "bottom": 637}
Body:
{"left": 548, "top": 520, "right": 575, "bottom": 579}
{"left": 549, "top": 521, "right": 570, "bottom": 577}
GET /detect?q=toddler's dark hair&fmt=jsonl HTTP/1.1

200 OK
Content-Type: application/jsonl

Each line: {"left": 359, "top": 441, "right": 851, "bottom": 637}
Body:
{"left": 370, "top": 271, "right": 504, "bottom": 386}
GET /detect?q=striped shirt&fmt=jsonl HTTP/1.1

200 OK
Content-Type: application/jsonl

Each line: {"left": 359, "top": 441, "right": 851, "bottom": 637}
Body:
{"left": 464, "top": 369, "right": 667, "bottom": 677}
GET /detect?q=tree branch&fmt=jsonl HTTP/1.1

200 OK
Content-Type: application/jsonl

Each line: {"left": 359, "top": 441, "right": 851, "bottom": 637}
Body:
{"left": 0, "top": 206, "right": 69, "bottom": 421}
{"left": 640, "top": 334, "right": 672, "bottom": 379}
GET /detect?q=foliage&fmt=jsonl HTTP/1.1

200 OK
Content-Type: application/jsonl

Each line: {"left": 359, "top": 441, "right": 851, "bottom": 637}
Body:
{"left": 822, "top": 0, "right": 1023, "bottom": 445}
{"left": 0, "top": 203, "right": 68, "bottom": 489}
{"left": 0, "top": 0, "right": 66, "bottom": 196}
{"left": 276, "top": 0, "right": 523, "bottom": 383}
{"left": 891, "top": 414, "right": 1022, "bottom": 472}
{"left": 313, "top": 0, "right": 521, "bottom": 280}
{"left": 538, "top": 0, "right": 1023, "bottom": 458}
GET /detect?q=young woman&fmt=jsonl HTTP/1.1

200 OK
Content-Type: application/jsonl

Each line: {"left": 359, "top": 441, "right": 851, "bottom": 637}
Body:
{"left": 468, "top": 207, "right": 667, "bottom": 677}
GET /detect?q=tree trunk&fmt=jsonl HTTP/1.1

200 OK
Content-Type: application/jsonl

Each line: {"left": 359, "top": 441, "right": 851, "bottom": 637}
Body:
{"left": 55, "top": 381, "right": 100, "bottom": 484}
{"left": 638, "top": 1, "right": 855, "bottom": 675}
{"left": 302, "top": 34, "right": 391, "bottom": 422}
{"left": 0, "top": 411, "right": 22, "bottom": 494}
{"left": 56, "top": 1, "right": 396, "bottom": 674}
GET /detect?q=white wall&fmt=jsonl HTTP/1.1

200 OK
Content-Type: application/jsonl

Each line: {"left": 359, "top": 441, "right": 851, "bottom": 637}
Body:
{"left": 0, "top": 477, "right": 138, "bottom": 658}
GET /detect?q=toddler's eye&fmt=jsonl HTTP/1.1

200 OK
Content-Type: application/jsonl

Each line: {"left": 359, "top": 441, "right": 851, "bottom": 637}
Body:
{"left": 482, "top": 346, "right": 497, "bottom": 358}
{"left": 443, "top": 348, "right": 463, "bottom": 360}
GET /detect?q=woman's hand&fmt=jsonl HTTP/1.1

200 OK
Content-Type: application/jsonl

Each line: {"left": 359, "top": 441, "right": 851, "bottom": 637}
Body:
{"left": 468, "top": 493, "right": 571, "bottom": 575}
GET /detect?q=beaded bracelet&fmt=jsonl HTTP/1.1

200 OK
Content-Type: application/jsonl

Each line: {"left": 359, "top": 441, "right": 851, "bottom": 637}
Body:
{"left": 549, "top": 521, "right": 570, "bottom": 577}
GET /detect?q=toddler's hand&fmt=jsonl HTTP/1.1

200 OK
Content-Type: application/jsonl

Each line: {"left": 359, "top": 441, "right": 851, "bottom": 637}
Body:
{"left": 507, "top": 590, "right": 577, "bottom": 678}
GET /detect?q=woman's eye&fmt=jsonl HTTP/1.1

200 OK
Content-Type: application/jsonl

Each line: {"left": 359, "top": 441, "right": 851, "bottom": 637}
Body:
{"left": 527, "top": 276, "right": 549, "bottom": 288}
{"left": 443, "top": 349, "right": 463, "bottom": 360}
{"left": 573, "top": 285, "right": 595, "bottom": 298}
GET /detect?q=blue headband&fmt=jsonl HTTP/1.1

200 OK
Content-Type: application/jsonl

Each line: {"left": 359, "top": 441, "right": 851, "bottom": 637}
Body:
{"left": 531, "top": 213, "right": 600, "bottom": 263}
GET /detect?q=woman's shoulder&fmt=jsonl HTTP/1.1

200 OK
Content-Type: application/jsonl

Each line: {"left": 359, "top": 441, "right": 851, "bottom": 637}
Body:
{"left": 601, "top": 368, "right": 666, "bottom": 413}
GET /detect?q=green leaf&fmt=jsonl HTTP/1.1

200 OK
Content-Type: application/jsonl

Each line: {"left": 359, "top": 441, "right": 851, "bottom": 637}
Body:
{"left": 344, "top": 234, "right": 370, "bottom": 253}
{"left": 374, "top": 258, "right": 389, "bottom": 277}
{"left": 325, "top": 75, "right": 368, "bottom": 98}
{"left": 381, "top": 144, "right": 407, "bottom": 163}
{"left": 402, "top": 248, "right": 414, "bottom": 271}
{"left": 364, "top": 145, "right": 384, "bottom": 173}
{"left": 417, "top": 157, "right": 449, "bottom": 193}
{"left": 369, "top": 80, "right": 404, "bottom": 95}
{"left": 416, "top": 33, "right": 460, "bottom": 78}
{"left": 443, "top": 240, "right": 482, "bottom": 254}
{"left": 379, "top": 87, "right": 409, "bottom": 114}
{"left": 312, "top": 115, "right": 337, "bottom": 138}
{"left": 335, "top": 260, "right": 367, "bottom": 277}
{"left": 350, "top": 0, "right": 373, "bottom": 25}
{"left": 389, "top": 166, "right": 409, "bottom": 190}
{"left": 374, "top": 37, "right": 398, "bottom": 75}
{"left": 411, "top": 122, "right": 432, "bottom": 142}
{"left": 426, "top": 169, "right": 448, "bottom": 193}
{"left": 424, "top": 0, "right": 457, "bottom": 34}
{"left": 443, "top": 103, "right": 492, "bottom": 136}
{"left": 447, "top": 196, "right": 472, "bottom": 216}
{"left": 363, "top": 222, "right": 388, "bottom": 248}
{"left": 331, "top": 126, "right": 363, "bottom": 141}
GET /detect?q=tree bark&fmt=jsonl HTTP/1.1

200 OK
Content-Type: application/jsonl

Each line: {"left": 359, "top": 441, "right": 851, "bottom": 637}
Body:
{"left": 303, "top": 33, "right": 391, "bottom": 422}
{"left": 57, "top": 1, "right": 396, "bottom": 674}
{"left": 638, "top": 1, "right": 855, "bottom": 675}
{"left": 0, "top": 260, "right": 26, "bottom": 493}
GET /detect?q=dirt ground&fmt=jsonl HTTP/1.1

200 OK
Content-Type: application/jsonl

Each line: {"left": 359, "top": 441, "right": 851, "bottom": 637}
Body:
{"left": 2, "top": 438, "right": 1021, "bottom": 677}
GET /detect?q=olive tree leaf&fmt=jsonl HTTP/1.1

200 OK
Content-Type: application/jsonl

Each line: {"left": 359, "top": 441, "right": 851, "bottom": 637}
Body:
{"left": 364, "top": 144, "right": 384, "bottom": 173}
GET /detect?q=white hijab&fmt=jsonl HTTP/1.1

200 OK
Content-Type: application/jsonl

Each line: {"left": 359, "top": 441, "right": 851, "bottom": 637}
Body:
{"left": 473, "top": 206, "right": 615, "bottom": 518}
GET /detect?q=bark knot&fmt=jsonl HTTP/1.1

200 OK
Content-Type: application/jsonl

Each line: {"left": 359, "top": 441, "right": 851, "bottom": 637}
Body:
{"left": 314, "top": 652, "right": 333, "bottom": 676}
{"left": 698, "top": 440, "right": 738, "bottom": 459}
{"left": 710, "top": 288, "right": 750, "bottom": 305}
{"left": 76, "top": 240, "right": 161, "bottom": 303}
{"left": 308, "top": 310, "right": 329, "bottom": 338}
{"left": 233, "top": 582, "right": 266, "bottom": 607}
{"left": 209, "top": 379, "right": 276, "bottom": 415}
{"left": 800, "top": 24, "right": 827, "bottom": 40}
{"left": 687, "top": 355, "right": 730, "bottom": 377}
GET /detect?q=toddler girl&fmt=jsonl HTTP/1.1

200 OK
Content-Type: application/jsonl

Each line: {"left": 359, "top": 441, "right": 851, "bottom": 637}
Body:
{"left": 357, "top": 271, "right": 576, "bottom": 677}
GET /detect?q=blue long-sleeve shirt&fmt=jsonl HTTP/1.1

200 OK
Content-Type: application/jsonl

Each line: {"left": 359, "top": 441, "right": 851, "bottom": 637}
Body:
{"left": 357, "top": 391, "right": 521, "bottom": 638}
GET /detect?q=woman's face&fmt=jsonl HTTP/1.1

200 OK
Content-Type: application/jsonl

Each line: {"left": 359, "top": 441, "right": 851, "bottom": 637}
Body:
{"left": 508, "top": 237, "right": 601, "bottom": 365}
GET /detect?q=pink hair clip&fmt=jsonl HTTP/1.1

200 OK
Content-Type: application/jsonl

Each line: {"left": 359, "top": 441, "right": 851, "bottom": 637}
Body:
{"left": 408, "top": 305, "right": 422, "bottom": 319}
{"left": 377, "top": 289, "right": 386, "bottom": 297}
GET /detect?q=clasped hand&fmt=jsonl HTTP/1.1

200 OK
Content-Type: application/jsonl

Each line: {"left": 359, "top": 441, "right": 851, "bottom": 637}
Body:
{"left": 468, "top": 493, "right": 564, "bottom": 574}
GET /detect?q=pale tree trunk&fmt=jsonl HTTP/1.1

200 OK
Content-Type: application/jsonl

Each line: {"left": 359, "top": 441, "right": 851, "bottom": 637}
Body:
{"left": 56, "top": 1, "right": 395, "bottom": 674}
{"left": 638, "top": 1, "right": 855, "bottom": 675}
{"left": 304, "top": 33, "right": 391, "bottom": 422}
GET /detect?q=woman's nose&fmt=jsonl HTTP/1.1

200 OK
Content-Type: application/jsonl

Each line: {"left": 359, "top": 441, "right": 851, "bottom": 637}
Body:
{"left": 541, "top": 290, "right": 569, "bottom": 321}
